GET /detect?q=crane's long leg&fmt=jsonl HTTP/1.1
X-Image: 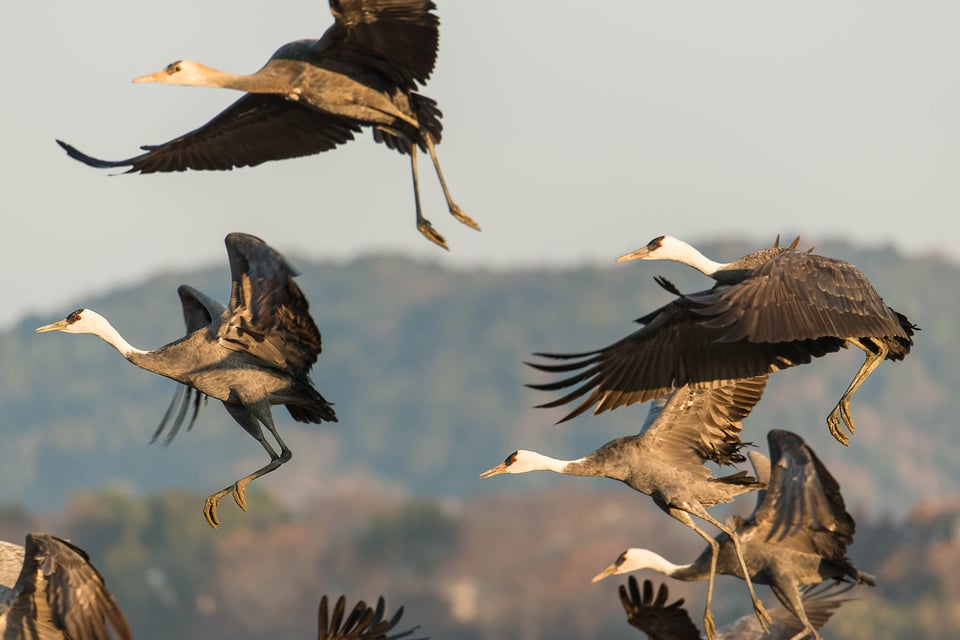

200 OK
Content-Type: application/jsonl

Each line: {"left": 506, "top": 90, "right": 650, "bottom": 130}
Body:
{"left": 692, "top": 509, "right": 772, "bottom": 633}
{"left": 826, "top": 338, "right": 888, "bottom": 446}
{"left": 667, "top": 509, "right": 723, "bottom": 640}
{"left": 423, "top": 134, "right": 480, "bottom": 231}
{"left": 203, "top": 402, "right": 290, "bottom": 529}
{"left": 408, "top": 142, "right": 449, "bottom": 250}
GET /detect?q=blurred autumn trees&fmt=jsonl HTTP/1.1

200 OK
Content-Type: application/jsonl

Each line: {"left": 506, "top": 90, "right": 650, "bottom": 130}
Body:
{"left": 1, "top": 486, "right": 958, "bottom": 640}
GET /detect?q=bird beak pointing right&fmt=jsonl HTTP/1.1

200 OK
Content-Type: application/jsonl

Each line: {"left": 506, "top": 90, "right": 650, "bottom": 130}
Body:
{"left": 34, "top": 319, "right": 68, "bottom": 333}
{"left": 615, "top": 247, "right": 651, "bottom": 263}
{"left": 590, "top": 563, "right": 618, "bottom": 583}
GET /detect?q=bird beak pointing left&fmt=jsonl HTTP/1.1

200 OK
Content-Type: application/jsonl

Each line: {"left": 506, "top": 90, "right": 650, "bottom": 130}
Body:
{"left": 34, "top": 319, "right": 68, "bottom": 333}
{"left": 478, "top": 462, "right": 508, "bottom": 479}
{"left": 132, "top": 69, "right": 165, "bottom": 84}
{"left": 615, "top": 247, "right": 651, "bottom": 263}
{"left": 590, "top": 563, "right": 618, "bottom": 583}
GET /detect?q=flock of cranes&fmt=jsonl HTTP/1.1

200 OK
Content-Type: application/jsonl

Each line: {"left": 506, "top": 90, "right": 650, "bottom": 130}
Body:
{"left": 483, "top": 233, "right": 914, "bottom": 638}
{"left": 8, "top": 0, "right": 919, "bottom": 638}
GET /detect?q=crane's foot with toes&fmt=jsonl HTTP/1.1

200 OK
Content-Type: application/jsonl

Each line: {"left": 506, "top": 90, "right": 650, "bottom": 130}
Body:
{"left": 417, "top": 219, "right": 449, "bottom": 251}
{"left": 450, "top": 204, "right": 481, "bottom": 231}
{"left": 826, "top": 405, "right": 854, "bottom": 446}
{"left": 703, "top": 611, "right": 717, "bottom": 640}
{"left": 753, "top": 599, "right": 773, "bottom": 632}
{"left": 202, "top": 481, "right": 251, "bottom": 529}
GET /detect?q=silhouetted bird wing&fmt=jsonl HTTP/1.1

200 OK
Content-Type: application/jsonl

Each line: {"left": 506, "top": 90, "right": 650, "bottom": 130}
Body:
{"left": 152, "top": 284, "right": 226, "bottom": 446}
{"left": 619, "top": 576, "right": 700, "bottom": 640}
{"left": 640, "top": 375, "right": 768, "bottom": 467}
{"left": 56, "top": 94, "right": 361, "bottom": 173}
{"left": 527, "top": 281, "right": 844, "bottom": 423}
{"left": 177, "top": 284, "right": 227, "bottom": 331}
{"left": 753, "top": 430, "right": 856, "bottom": 560}
{"left": 684, "top": 251, "right": 911, "bottom": 343}
{"left": 317, "top": 593, "right": 426, "bottom": 640}
{"left": 311, "top": 0, "right": 440, "bottom": 90}
{"left": 1, "top": 534, "right": 131, "bottom": 640}
{"left": 219, "top": 232, "right": 322, "bottom": 378}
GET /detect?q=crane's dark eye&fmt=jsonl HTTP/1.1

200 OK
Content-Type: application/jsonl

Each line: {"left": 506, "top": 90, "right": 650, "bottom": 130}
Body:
{"left": 166, "top": 61, "right": 182, "bottom": 74}
{"left": 67, "top": 310, "right": 83, "bottom": 323}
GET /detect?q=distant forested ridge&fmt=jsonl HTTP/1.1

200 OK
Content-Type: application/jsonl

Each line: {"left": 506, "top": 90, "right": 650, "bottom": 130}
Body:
{"left": 1, "top": 236, "right": 956, "bottom": 515}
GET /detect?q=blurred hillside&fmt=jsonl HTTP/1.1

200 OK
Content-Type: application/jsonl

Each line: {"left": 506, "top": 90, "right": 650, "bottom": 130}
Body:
{"left": 1, "top": 235, "right": 955, "bottom": 516}
{"left": 2, "top": 235, "right": 959, "bottom": 638}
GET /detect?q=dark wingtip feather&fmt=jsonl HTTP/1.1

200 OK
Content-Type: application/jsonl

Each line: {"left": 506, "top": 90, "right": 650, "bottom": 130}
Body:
{"left": 653, "top": 275, "right": 683, "bottom": 296}
{"left": 56, "top": 139, "right": 135, "bottom": 170}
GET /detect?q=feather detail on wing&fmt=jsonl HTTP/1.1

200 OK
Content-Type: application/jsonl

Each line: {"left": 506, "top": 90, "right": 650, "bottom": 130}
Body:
{"left": 3, "top": 534, "right": 131, "bottom": 640}
{"left": 313, "top": 0, "right": 439, "bottom": 90}
{"left": 56, "top": 94, "right": 361, "bottom": 173}
{"left": 221, "top": 233, "right": 323, "bottom": 378}
{"left": 754, "top": 430, "right": 856, "bottom": 560}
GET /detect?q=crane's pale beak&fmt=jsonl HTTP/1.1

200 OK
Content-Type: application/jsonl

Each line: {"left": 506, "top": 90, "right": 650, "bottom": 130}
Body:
{"left": 34, "top": 319, "right": 69, "bottom": 333}
{"left": 133, "top": 69, "right": 166, "bottom": 84}
{"left": 478, "top": 462, "right": 508, "bottom": 479}
{"left": 591, "top": 563, "right": 619, "bottom": 583}
{"left": 615, "top": 247, "right": 651, "bottom": 263}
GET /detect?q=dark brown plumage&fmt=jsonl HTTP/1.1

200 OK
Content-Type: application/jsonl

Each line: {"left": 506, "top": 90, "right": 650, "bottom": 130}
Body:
{"left": 35, "top": 233, "right": 336, "bottom": 528}
{"left": 0, "top": 534, "right": 131, "bottom": 640}
{"left": 56, "top": 0, "right": 477, "bottom": 250}
{"left": 316, "top": 593, "right": 425, "bottom": 640}
{"left": 528, "top": 234, "right": 916, "bottom": 445}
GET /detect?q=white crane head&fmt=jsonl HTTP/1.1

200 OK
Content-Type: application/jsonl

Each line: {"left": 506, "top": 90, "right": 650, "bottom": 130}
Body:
{"left": 34, "top": 308, "right": 143, "bottom": 356}
{"left": 478, "top": 449, "right": 571, "bottom": 478}
{"left": 591, "top": 548, "right": 684, "bottom": 583}
{"left": 34, "top": 309, "right": 110, "bottom": 336}
{"left": 133, "top": 60, "right": 220, "bottom": 86}
{"left": 616, "top": 235, "right": 726, "bottom": 276}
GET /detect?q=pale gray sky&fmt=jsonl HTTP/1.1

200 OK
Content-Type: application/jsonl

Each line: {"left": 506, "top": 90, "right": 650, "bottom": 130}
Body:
{"left": 4, "top": 1, "right": 959, "bottom": 329}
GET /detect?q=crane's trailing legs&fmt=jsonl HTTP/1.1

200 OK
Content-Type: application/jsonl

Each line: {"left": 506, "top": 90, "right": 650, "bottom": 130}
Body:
{"left": 674, "top": 508, "right": 772, "bottom": 639}
{"left": 388, "top": 123, "right": 478, "bottom": 251}
{"left": 826, "top": 338, "right": 889, "bottom": 446}
{"left": 408, "top": 143, "right": 449, "bottom": 250}
{"left": 203, "top": 401, "right": 292, "bottom": 528}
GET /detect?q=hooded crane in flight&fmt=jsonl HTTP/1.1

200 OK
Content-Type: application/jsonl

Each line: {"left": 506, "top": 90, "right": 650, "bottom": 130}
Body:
{"left": 316, "top": 593, "right": 425, "bottom": 640}
{"left": 35, "top": 232, "right": 337, "bottom": 528}
{"left": 0, "top": 533, "right": 131, "bottom": 640}
{"left": 56, "top": 0, "right": 478, "bottom": 251}
{"left": 593, "top": 429, "right": 876, "bottom": 640}
{"left": 481, "top": 376, "right": 773, "bottom": 637}
{"left": 617, "top": 576, "right": 853, "bottom": 640}
{"left": 528, "top": 235, "right": 916, "bottom": 445}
